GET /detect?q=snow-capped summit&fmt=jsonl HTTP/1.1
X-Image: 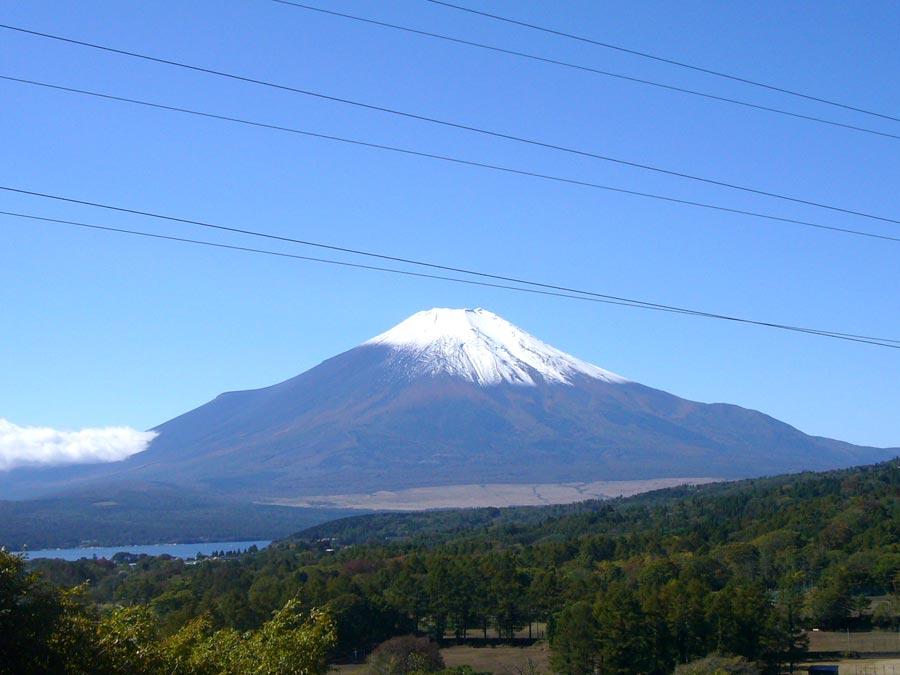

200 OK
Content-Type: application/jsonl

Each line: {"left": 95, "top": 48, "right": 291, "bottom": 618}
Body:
{"left": 364, "top": 308, "right": 626, "bottom": 386}
{"left": 7, "top": 306, "right": 891, "bottom": 502}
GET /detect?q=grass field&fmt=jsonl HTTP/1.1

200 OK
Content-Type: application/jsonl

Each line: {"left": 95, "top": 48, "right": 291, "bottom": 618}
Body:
{"left": 803, "top": 630, "right": 900, "bottom": 675}
{"left": 441, "top": 643, "right": 550, "bottom": 674}
{"left": 330, "top": 642, "right": 549, "bottom": 674}
{"left": 331, "top": 631, "right": 900, "bottom": 673}
{"left": 270, "top": 477, "right": 718, "bottom": 510}
{"left": 808, "top": 630, "right": 900, "bottom": 654}
{"left": 801, "top": 658, "right": 900, "bottom": 674}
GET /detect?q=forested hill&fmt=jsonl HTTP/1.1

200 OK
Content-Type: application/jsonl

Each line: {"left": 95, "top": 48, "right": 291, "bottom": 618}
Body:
{"left": 14, "top": 459, "right": 899, "bottom": 674}
{"left": 289, "top": 458, "right": 899, "bottom": 551}
{"left": 290, "top": 498, "right": 612, "bottom": 547}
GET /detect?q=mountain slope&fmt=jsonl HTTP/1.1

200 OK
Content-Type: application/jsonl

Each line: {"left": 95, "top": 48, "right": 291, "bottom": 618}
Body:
{"left": 1, "top": 308, "right": 893, "bottom": 500}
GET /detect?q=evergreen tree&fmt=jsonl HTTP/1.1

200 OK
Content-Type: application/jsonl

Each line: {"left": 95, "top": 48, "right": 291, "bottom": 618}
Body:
{"left": 594, "top": 583, "right": 656, "bottom": 674}
{"left": 549, "top": 601, "right": 598, "bottom": 675}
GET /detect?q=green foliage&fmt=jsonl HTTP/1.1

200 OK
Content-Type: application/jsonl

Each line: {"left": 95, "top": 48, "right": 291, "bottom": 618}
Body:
{"left": 93, "top": 598, "right": 336, "bottom": 675}
{"left": 0, "top": 546, "right": 336, "bottom": 674}
{"left": 0, "top": 549, "right": 96, "bottom": 674}
{"left": 220, "top": 600, "right": 336, "bottom": 674}
{"left": 807, "top": 570, "right": 853, "bottom": 628}
{"left": 763, "top": 573, "right": 808, "bottom": 672}
{"left": 6, "top": 459, "right": 899, "bottom": 673}
{"left": 593, "top": 583, "right": 656, "bottom": 674}
{"left": 549, "top": 601, "right": 598, "bottom": 675}
{"left": 95, "top": 605, "right": 169, "bottom": 673}
{"left": 872, "top": 592, "right": 899, "bottom": 628}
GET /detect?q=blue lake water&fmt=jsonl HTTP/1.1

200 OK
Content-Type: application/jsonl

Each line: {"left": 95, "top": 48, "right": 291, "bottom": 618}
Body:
{"left": 15, "top": 540, "right": 271, "bottom": 561}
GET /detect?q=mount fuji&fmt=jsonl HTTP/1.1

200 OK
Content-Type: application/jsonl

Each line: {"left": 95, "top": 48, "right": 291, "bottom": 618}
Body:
{"left": 2, "top": 308, "right": 893, "bottom": 503}
{"left": 364, "top": 307, "right": 627, "bottom": 387}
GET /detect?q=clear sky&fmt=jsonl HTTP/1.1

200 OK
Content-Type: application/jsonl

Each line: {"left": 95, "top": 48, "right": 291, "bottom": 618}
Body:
{"left": 1, "top": 1, "right": 898, "bottom": 448}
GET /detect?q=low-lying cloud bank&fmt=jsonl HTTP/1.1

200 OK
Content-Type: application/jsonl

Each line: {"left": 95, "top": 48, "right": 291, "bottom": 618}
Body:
{"left": 0, "top": 419, "right": 156, "bottom": 471}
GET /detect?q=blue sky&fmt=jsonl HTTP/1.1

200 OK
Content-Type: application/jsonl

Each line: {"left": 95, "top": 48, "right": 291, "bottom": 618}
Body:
{"left": 1, "top": 0, "right": 898, "bottom": 448}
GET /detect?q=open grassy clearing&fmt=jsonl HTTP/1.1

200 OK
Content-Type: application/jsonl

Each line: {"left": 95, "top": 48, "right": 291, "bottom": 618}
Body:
{"left": 801, "top": 658, "right": 900, "bottom": 674}
{"left": 329, "top": 642, "right": 549, "bottom": 674}
{"left": 328, "top": 633, "right": 900, "bottom": 674}
{"left": 269, "top": 477, "right": 718, "bottom": 510}
{"left": 441, "top": 643, "right": 550, "bottom": 673}
{"left": 808, "top": 630, "right": 900, "bottom": 654}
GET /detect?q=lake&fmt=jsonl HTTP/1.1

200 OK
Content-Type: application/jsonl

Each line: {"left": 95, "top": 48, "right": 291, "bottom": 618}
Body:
{"left": 15, "top": 540, "right": 271, "bottom": 561}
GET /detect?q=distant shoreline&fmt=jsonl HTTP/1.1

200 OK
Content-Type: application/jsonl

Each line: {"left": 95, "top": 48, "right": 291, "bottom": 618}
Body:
{"left": 15, "top": 540, "right": 271, "bottom": 561}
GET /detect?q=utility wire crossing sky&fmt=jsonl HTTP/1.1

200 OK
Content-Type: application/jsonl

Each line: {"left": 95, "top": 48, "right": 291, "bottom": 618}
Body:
{"left": 1, "top": 1, "right": 897, "bottom": 448}
{"left": 2, "top": 22, "right": 900, "bottom": 227}
{"left": 3, "top": 204, "right": 898, "bottom": 349}
{"left": 270, "top": 0, "right": 900, "bottom": 141}
{"left": 423, "top": 0, "right": 900, "bottom": 123}
{"left": 2, "top": 75, "right": 899, "bottom": 246}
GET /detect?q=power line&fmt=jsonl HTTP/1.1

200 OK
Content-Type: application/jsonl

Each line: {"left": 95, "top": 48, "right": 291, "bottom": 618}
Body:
{"left": 1, "top": 209, "right": 663, "bottom": 309}
{"left": 268, "top": 0, "right": 900, "bottom": 143}
{"left": 4, "top": 208, "right": 897, "bottom": 348}
{"left": 424, "top": 0, "right": 900, "bottom": 125}
{"left": 3, "top": 23, "right": 900, "bottom": 228}
{"left": 4, "top": 74, "right": 899, "bottom": 247}
{"left": 1, "top": 197, "right": 898, "bottom": 348}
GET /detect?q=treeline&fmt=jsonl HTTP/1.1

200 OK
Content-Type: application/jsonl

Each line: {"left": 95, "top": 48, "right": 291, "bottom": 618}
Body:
{"left": 19, "top": 460, "right": 900, "bottom": 673}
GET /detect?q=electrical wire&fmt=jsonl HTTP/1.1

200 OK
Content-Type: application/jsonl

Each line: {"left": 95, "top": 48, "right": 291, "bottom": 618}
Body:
{"left": 424, "top": 0, "right": 900, "bottom": 125}
{"left": 3, "top": 75, "right": 899, "bottom": 246}
{"left": 2, "top": 23, "right": 899, "bottom": 227}
{"left": 268, "top": 0, "right": 900, "bottom": 142}
{"left": 1, "top": 200, "right": 898, "bottom": 348}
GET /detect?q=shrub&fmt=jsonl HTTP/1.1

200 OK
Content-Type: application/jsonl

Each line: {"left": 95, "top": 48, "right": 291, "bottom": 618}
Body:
{"left": 673, "top": 654, "right": 761, "bottom": 675}
{"left": 367, "top": 635, "right": 445, "bottom": 674}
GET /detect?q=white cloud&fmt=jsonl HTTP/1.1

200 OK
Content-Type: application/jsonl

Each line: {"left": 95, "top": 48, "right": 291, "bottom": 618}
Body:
{"left": 0, "top": 419, "right": 157, "bottom": 471}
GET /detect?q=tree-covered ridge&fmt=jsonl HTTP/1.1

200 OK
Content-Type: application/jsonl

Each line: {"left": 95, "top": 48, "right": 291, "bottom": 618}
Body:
{"left": 295, "top": 459, "right": 898, "bottom": 563}
{"left": 12, "top": 460, "right": 900, "bottom": 674}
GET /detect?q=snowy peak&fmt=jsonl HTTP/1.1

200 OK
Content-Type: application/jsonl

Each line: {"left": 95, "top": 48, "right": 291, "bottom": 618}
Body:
{"left": 364, "top": 308, "right": 626, "bottom": 386}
